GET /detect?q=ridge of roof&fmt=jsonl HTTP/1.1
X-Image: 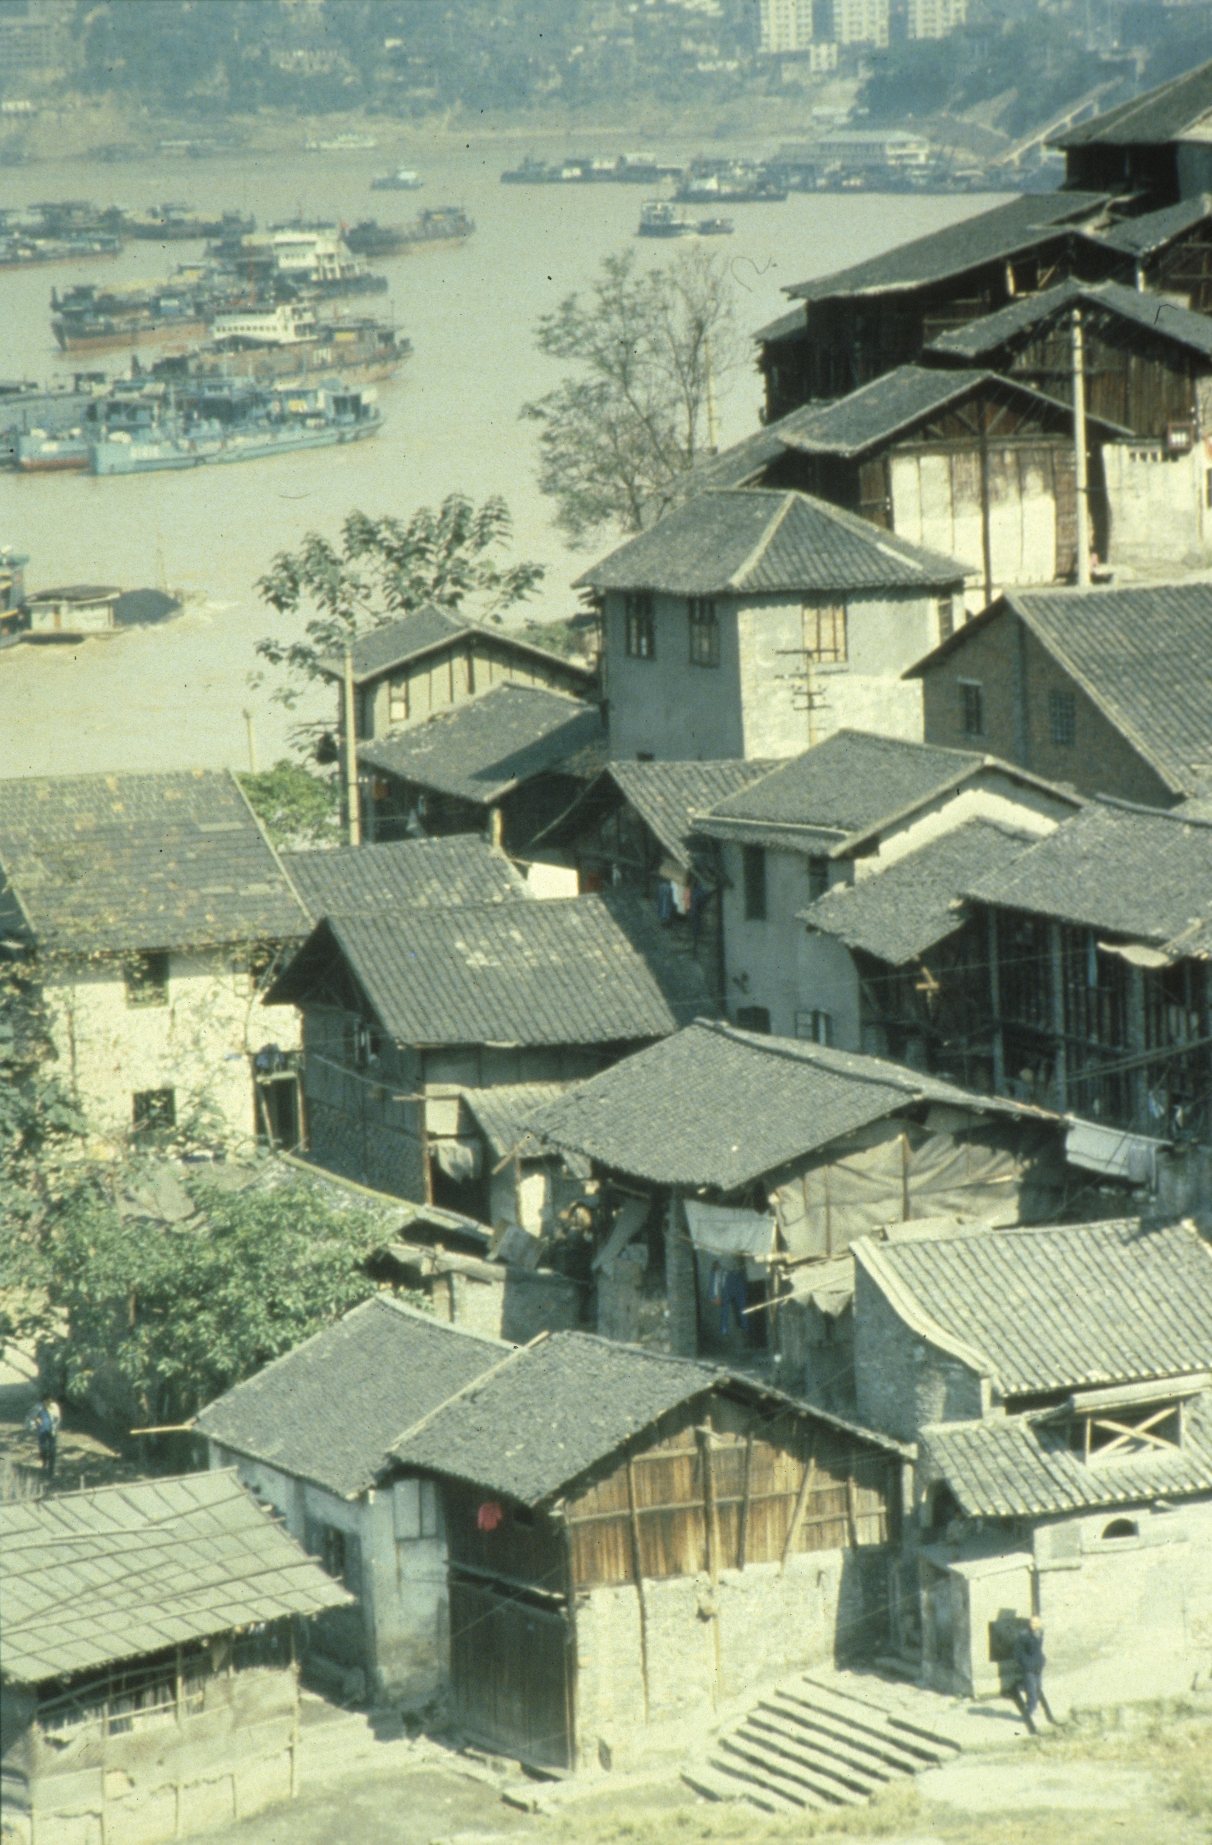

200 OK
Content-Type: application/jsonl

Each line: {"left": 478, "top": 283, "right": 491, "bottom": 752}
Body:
{"left": 926, "top": 275, "right": 1212, "bottom": 362}
{"left": 1051, "top": 57, "right": 1212, "bottom": 148}
{"left": 851, "top": 1235, "right": 997, "bottom": 1382}
{"left": 321, "top": 606, "right": 596, "bottom": 687}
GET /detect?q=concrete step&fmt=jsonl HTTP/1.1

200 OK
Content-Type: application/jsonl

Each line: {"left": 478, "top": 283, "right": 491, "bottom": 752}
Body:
{"left": 762, "top": 1692, "right": 933, "bottom": 1773}
{"left": 717, "top": 1733, "right": 868, "bottom": 1807}
{"left": 686, "top": 1753, "right": 823, "bottom": 1814}
{"left": 795, "top": 1676, "right": 961, "bottom": 1761}
{"left": 747, "top": 1707, "right": 901, "bottom": 1782}
{"left": 734, "top": 1718, "right": 886, "bottom": 1795}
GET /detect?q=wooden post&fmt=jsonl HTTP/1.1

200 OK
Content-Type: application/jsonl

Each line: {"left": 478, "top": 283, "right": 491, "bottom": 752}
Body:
{"left": 978, "top": 399, "right": 994, "bottom": 607}
{"left": 1072, "top": 308, "right": 1091, "bottom": 586}
{"left": 174, "top": 1645, "right": 183, "bottom": 1724}
{"left": 626, "top": 1455, "right": 651, "bottom": 1723}
{"left": 845, "top": 1474, "right": 860, "bottom": 1549}
{"left": 781, "top": 1453, "right": 817, "bottom": 1569}
{"left": 1126, "top": 964, "right": 1148, "bottom": 1130}
{"left": 342, "top": 644, "right": 361, "bottom": 848}
{"left": 1049, "top": 921, "right": 1068, "bottom": 1109}
{"left": 986, "top": 908, "right": 1005, "bottom": 1093}
{"left": 737, "top": 1430, "right": 754, "bottom": 1572}
{"left": 697, "top": 1426, "right": 718, "bottom": 1582}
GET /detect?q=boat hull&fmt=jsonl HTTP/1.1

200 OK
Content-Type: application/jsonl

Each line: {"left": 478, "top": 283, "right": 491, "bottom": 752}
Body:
{"left": 54, "top": 318, "right": 211, "bottom": 354}
{"left": 90, "top": 416, "right": 382, "bottom": 474}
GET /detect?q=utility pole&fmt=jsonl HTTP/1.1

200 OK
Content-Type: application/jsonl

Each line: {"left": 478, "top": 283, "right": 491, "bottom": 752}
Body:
{"left": 342, "top": 643, "right": 361, "bottom": 847}
{"left": 1072, "top": 308, "right": 1092, "bottom": 587}
{"left": 704, "top": 340, "right": 719, "bottom": 457}
{"left": 241, "top": 707, "right": 257, "bottom": 774}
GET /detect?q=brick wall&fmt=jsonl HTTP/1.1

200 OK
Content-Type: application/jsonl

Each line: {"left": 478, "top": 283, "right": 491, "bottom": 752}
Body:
{"left": 853, "top": 1265, "right": 984, "bottom": 1442}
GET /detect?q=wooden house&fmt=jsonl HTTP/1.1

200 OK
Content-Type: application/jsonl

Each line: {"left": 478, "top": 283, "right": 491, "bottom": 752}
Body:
{"left": 0, "top": 1473, "right": 347, "bottom": 1845}
{"left": 1052, "top": 56, "right": 1212, "bottom": 209}
{"left": 387, "top": 1330, "right": 911, "bottom": 1773}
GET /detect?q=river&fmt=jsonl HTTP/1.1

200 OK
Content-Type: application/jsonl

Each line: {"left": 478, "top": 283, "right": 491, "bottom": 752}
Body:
{"left": 0, "top": 134, "right": 1000, "bottom": 777}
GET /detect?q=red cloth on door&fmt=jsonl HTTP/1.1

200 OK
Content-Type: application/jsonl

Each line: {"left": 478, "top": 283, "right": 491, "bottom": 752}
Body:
{"left": 477, "top": 1500, "right": 504, "bottom": 1531}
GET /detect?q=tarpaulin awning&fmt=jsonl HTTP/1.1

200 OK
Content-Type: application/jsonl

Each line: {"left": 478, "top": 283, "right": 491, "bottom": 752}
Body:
{"left": 683, "top": 1199, "right": 777, "bottom": 1260}
{"left": 1065, "top": 1117, "right": 1167, "bottom": 1183}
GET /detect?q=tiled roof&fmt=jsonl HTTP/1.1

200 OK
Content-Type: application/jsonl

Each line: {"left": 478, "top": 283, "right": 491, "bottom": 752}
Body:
{"left": 782, "top": 193, "right": 1109, "bottom": 304}
{"left": 677, "top": 424, "right": 789, "bottom": 494}
{"left": 910, "top": 582, "right": 1212, "bottom": 797}
{"left": 695, "top": 730, "right": 986, "bottom": 848}
{"left": 922, "top": 1389, "right": 1212, "bottom": 1519}
{"left": 576, "top": 489, "right": 965, "bottom": 595}
{"left": 0, "top": 769, "right": 309, "bottom": 955}
{"left": 755, "top": 302, "right": 809, "bottom": 343}
{"left": 389, "top": 1330, "right": 905, "bottom": 1507}
{"left": 1053, "top": 58, "right": 1212, "bottom": 147}
{"left": 535, "top": 759, "right": 781, "bottom": 871}
{"left": 267, "top": 893, "right": 713, "bottom": 1047}
{"left": 321, "top": 606, "right": 594, "bottom": 688}
{"left": 282, "top": 837, "right": 530, "bottom": 919}
{"left": 965, "top": 798, "right": 1212, "bottom": 952}
{"left": 459, "top": 1082, "right": 575, "bottom": 1163}
{"left": 927, "top": 276, "right": 1212, "bottom": 362}
{"left": 0, "top": 1471, "right": 349, "bottom": 1685}
{"left": 801, "top": 819, "right": 1039, "bottom": 965}
{"left": 1085, "top": 193, "right": 1212, "bottom": 259}
{"left": 525, "top": 1018, "right": 1036, "bottom": 1191}
{"left": 358, "top": 684, "right": 605, "bottom": 806}
{"left": 194, "top": 1295, "right": 507, "bottom": 1499}
{"left": 854, "top": 1219, "right": 1212, "bottom": 1395}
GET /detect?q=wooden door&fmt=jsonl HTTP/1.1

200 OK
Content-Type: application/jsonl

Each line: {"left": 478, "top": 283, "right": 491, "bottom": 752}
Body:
{"left": 448, "top": 1575, "right": 573, "bottom": 1769}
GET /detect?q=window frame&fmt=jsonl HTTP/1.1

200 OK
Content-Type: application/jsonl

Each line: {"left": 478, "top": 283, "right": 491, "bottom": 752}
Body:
{"left": 623, "top": 591, "right": 655, "bottom": 661}
{"left": 1048, "top": 687, "right": 1077, "bottom": 748}
{"left": 741, "top": 844, "right": 767, "bottom": 922}
{"left": 959, "top": 679, "right": 984, "bottom": 737}
{"left": 804, "top": 600, "right": 848, "bottom": 664}
{"left": 735, "top": 1005, "right": 772, "bottom": 1034}
{"left": 806, "top": 856, "right": 829, "bottom": 902}
{"left": 934, "top": 595, "right": 955, "bottom": 644}
{"left": 687, "top": 596, "right": 720, "bottom": 668}
{"left": 124, "top": 951, "right": 170, "bottom": 1009}
{"left": 132, "top": 1087, "right": 176, "bottom": 1134}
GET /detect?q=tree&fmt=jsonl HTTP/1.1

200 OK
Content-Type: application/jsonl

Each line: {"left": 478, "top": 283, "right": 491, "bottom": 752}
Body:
{"left": 238, "top": 759, "right": 341, "bottom": 849}
{"left": 251, "top": 493, "right": 544, "bottom": 738}
{"left": 522, "top": 246, "right": 743, "bottom": 542}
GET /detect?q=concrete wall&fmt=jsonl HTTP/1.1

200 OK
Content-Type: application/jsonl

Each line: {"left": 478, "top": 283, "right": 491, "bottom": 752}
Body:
{"left": 603, "top": 590, "right": 746, "bottom": 762}
{"left": 853, "top": 1264, "right": 986, "bottom": 1442}
{"left": 43, "top": 952, "right": 300, "bottom": 1149}
{"left": 573, "top": 1546, "right": 885, "bottom": 1770}
{"left": 1102, "top": 442, "right": 1210, "bottom": 571}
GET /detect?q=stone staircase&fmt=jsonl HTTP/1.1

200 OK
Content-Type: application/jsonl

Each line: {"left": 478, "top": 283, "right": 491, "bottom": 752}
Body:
{"left": 683, "top": 1672, "right": 964, "bottom": 1814}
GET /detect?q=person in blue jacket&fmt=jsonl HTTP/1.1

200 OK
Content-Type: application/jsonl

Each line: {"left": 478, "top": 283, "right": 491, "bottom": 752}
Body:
{"left": 1012, "top": 1614, "right": 1055, "bottom": 1732}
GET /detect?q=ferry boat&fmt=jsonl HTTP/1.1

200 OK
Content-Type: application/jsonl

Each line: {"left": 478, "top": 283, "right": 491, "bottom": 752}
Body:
{"left": 155, "top": 304, "right": 410, "bottom": 386}
{"left": 637, "top": 201, "right": 733, "bottom": 239}
{"left": 370, "top": 168, "right": 423, "bottom": 191}
{"left": 675, "top": 167, "right": 788, "bottom": 204}
{"left": 343, "top": 208, "right": 473, "bottom": 257}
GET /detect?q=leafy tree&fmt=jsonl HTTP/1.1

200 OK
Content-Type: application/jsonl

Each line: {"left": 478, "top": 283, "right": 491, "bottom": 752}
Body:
{"left": 252, "top": 494, "right": 544, "bottom": 737}
{"left": 522, "top": 247, "right": 742, "bottom": 541}
{"left": 238, "top": 759, "right": 341, "bottom": 849}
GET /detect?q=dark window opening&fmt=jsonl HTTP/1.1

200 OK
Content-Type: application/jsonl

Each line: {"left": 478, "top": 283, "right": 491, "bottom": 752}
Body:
{"left": 736, "top": 1005, "right": 771, "bottom": 1034}
{"left": 960, "top": 681, "right": 983, "bottom": 736}
{"left": 796, "top": 1009, "right": 834, "bottom": 1046}
{"left": 928, "top": 1483, "right": 962, "bottom": 1532}
{"left": 805, "top": 601, "right": 848, "bottom": 663}
{"left": 125, "top": 951, "right": 169, "bottom": 1008}
{"left": 306, "top": 1518, "right": 363, "bottom": 1597}
{"left": 688, "top": 597, "right": 720, "bottom": 667}
{"left": 935, "top": 596, "right": 955, "bottom": 643}
{"left": 1048, "top": 689, "right": 1077, "bottom": 748}
{"left": 1101, "top": 1518, "right": 1139, "bottom": 1540}
{"left": 807, "top": 856, "right": 829, "bottom": 901}
{"left": 742, "top": 845, "right": 767, "bottom": 921}
{"left": 132, "top": 1087, "right": 176, "bottom": 1134}
{"left": 624, "top": 592, "right": 655, "bottom": 660}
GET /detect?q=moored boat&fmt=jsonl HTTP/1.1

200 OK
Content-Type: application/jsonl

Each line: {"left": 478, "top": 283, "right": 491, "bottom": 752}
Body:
{"left": 343, "top": 208, "right": 473, "bottom": 257}
{"left": 154, "top": 304, "right": 410, "bottom": 387}
{"left": 124, "top": 205, "right": 255, "bottom": 242}
{"left": 637, "top": 201, "right": 733, "bottom": 239}
{"left": 90, "top": 385, "right": 382, "bottom": 473}
{"left": 371, "top": 168, "right": 423, "bottom": 191}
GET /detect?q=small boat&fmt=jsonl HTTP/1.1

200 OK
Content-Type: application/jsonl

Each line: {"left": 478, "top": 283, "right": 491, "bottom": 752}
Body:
{"left": 371, "top": 168, "right": 423, "bottom": 191}
{"left": 0, "top": 233, "right": 123, "bottom": 268}
{"left": 124, "top": 205, "right": 256, "bottom": 242}
{"left": 675, "top": 171, "right": 788, "bottom": 204}
{"left": 344, "top": 209, "right": 473, "bottom": 257}
{"left": 89, "top": 385, "right": 383, "bottom": 474}
{"left": 305, "top": 134, "right": 377, "bottom": 153}
{"left": 637, "top": 201, "right": 733, "bottom": 239}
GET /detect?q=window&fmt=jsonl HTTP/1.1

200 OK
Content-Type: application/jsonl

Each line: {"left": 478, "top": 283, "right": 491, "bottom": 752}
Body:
{"left": 796, "top": 1009, "right": 834, "bottom": 1046}
{"left": 1048, "top": 688, "right": 1076, "bottom": 748}
{"left": 306, "top": 1517, "right": 363, "bottom": 1596}
{"left": 624, "top": 592, "right": 655, "bottom": 660}
{"left": 1101, "top": 1518, "right": 1139, "bottom": 1541}
{"left": 959, "top": 680, "right": 983, "bottom": 736}
{"left": 688, "top": 597, "right": 720, "bottom": 667}
{"left": 804, "top": 601, "right": 848, "bottom": 663}
{"left": 736, "top": 1006, "right": 771, "bottom": 1034}
{"left": 388, "top": 676, "right": 409, "bottom": 724}
{"left": 742, "top": 845, "right": 767, "bottom": 921}
{"left": 935, "top": 596, "right": 955, "bottom": 643}
{"left": 132, "top": 1088, "right": 176, "bottom": 1134}
{"left": 125, "top": 951, "right": 169, "bottom": 1008}
{"left": 392, "top": 1477, "right": 440, "bottom": 1541}
{"left": 807, "top": 857, "right": 829, "bottom": 901}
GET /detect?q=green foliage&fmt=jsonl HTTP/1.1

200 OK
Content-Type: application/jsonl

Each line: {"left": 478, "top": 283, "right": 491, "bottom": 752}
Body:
{"left": 522, "top": 247, "right": 741, "bottom": 541}
{"left": 252, "top": 494, "right": 544, "bottom": 727}
{"left": 42, "top": 1171, "right": 392, "bottom": 1419}
{"left": 238, "top": 759, "right": 341, "bottom": 849}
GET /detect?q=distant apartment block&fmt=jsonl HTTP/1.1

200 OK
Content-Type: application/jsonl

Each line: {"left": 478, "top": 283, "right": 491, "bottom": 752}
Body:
{"left": 758, "top": 0, "right": 815, "bottom": 52}
{"left": 906, "top": 0, "right": 967, "bottom": 38}
{"left": 832, "top": 0, "right": 889, "bottom": 47}
{"left": 0, "top": 0, "right": 69, "bottom": 76}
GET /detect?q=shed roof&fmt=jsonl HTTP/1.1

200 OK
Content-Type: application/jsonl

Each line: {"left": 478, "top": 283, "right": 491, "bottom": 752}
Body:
{"left": 282, "top": 836, "right": 530, "bottom": 919}
{"left": 524, "top": 1018, "right": 1038, "bottom": 1192}
{"left": 853, "top": 1219, "right": 1212, "bottom": 1395}
{"left": 781, "top": 192, "right": 1109, "bottom": 304}
{"left": 194, "top": 1295, "right": 507, "bottom": 1499}
{"left": 459, "top": 1081, "right": 577, "bottom": 1164}
{"left": 388, "top": 1329, "right": 906, "bottom": 1507}
{"left": 0, "top": 1471, "right": 349, "bottom": 1686}
{"left": 908, "top": 582, "right": 1212, "bottom": 797}
{"left": 1052, "top": 57, "right": 1212, "bottom": 147}
{"left": 575, "top": 489, "right": 965, "bottom": 596}
{"left": 1086, "top": 193, "right": 1212, "bottom": 259}
{"left": 801, "top": 818, "right": 1039, "bottom": 965}
{"left": 266, "top": 893, "right": 712, "bottom": 1048}
{"left": 927, "top": 276, "right": 1212, "bottom": 363}
{"left": 358, "top": 683, "right": 605, "bottom": 807}
{"left": 921, "top": 1389, "right": 1212, "bottom": 1519}
{"left": 320, "top": 605, "right": 594, "bottom": 688}
{"left": 965, "top": 797, "right": 1212, "bottom": 954}
{"left": 0, "top": 769, "right": 308, "bottom": 955}
{"left": 534, "top": 757, "right": 780, "bottom": 872}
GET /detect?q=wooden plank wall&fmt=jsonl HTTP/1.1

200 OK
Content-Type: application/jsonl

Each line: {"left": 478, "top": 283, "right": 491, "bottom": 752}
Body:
{"left": 565, "top": 1393, "right": 893, "bottom": 1590}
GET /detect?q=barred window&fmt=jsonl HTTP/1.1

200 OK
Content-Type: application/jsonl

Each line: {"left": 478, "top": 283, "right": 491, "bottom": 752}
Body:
{"left": 805, "top": 601, "right": 848, "bottom": 663}
{"left": 959, "top": 681, "right": 983, "bottom": 736}
{"left": 1048, "top": 689, "right": 1076, "bottom": 748}
{"left": 807, "top": 856, "right": 829, "bottom": 901}
{"left": 688, "top": 597, "right": 719, "bottom": 667}
{"left": 132, "top": 1088, "right": 176, "bottom": 1134}
{"left": 742, "top": 845, "right": 767, "bottom": 921}
{"left": 624, "top": 592, "right": 655, "bottom": 659}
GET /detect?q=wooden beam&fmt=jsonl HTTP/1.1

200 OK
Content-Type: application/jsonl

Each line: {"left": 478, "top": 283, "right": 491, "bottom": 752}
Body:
{"left": 697, "top": 1426, "right": 718, "bottom": 1582}
{"left": 626, "top": 1455, "right": 651, "bottom": 1722}
{"left": 781, "top": 1454, "right": 817, "bottom": 1569}
{"left": 845, "top": 1474, "right": 860, "bottom": 1549}
{"left": 738, "top": 1431, "right": 754, "bottom": 1571}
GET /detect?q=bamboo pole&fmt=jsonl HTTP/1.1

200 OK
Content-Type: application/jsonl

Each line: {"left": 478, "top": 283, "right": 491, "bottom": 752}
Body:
{"left": 342, "top": 643, "right": 361, "bottom": 847}
{"left": 626, "top": 1455, "right": 651, "bottom": 1723}
{"left": 1072, "top": 308, "right": 1091, "bottom": 586}
{"left": 781, "top": 1454, "right": 817, "bottom": 1569}
{"left": 737, "top": 1431, "right": 754, "bottom": 1571}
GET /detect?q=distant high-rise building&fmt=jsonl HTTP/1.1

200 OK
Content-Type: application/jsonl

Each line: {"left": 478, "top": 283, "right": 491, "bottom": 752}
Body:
{"left": 831, "top": 0, "right": 889, "bottom": 47}
{"left": 906, "top": 0, "right": 967, "bottom": 39}
{"left": 758, "top": 0, "right": 816, "bottom": 53}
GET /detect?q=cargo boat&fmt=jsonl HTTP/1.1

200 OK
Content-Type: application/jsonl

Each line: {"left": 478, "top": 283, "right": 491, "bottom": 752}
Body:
{"left": 343, "top": 208, "right": 473, "bottom": 257}
{"left": 637, "top": 201, "right": 733, "bottom": 238}
{"left": 153, "top": 303, "right": 410, "bottom": 387}
{"left": 371, "top": 168, "right": 423, "bottom": 190}
{"left": 675, "top": 169, "right": 788, "bottom": 203}
{"left": 123, "top": 205, "right": 255, "bottom": 242}
{"left": 90, "top": 385, "right": 382, "bottom": 473}
{"left": 0, "top": 232, "right": 123, "bottom": 268}
{"left": 51, "top": 282, "right": 220, "bottom": 354}
{"left": 501, "top": 153, "right": 676, "bottom": 184}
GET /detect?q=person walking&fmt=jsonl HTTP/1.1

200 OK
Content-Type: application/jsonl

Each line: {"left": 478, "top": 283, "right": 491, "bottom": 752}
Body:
{"left": 26, "top": 1396, "right": 60, "bottom": 1482}
{"left": 1012, "top": 1614, "right": 1055, "bottom": 1732}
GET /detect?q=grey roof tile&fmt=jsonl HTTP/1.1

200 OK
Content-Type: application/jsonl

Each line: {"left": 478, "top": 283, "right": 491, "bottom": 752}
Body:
{"left": 1085, "top": 193, "right": 1212, "bottom": 258}
{"left": 576, "top": 489, "right": 965, "bottom": 595}
{"left": 358, "top": 684, "right": 606, "bottom": 806}
{"left": 194, "top": 1295, "right": 507, "bottom": 1499}
{"left": 856, "top": 1219, "right": 1212, "bottom": 1395}
{"left": 535, "top": 758, "right": 780, "bottom": 871}
{"left": 458, "top": 1082, "right": 575, "bottom": 1163}
{"left": 1053, "top": 58, "right": 1212, "bottom": 147}
{"left": 0, "top": 1471, "right": 348, "bottom": 1684}
{"left": 322, "top": 607, "right": 596, "bottom": 688}
{"left": 928, "top": 275, "right": 1212, "bottom": 361}
{"left": 525, "top": 1017, "right": 1038, "bottom": 1191}
{"left": 282, "top": 837, "right": 530, "bottom": 919}
{"left": 267, "top": 893, "right": 713, "bottom": 1047}
{"left": 0, "top": 769, "right": 309, "bottom": 954}
{"left": 801, "top": 818, "right": 1039, "bottom": 965}
{"left": 966, "top": 797, "right": 1212, "bottom": 947}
